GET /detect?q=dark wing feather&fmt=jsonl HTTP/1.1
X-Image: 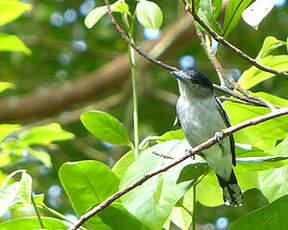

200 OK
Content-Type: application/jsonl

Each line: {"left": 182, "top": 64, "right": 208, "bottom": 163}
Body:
{"left": 215, "top": 96, "right": 236, "bottom": 166}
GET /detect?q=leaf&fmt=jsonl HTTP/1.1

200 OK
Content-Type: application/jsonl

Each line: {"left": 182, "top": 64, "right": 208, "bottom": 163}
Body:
{"left": 0, "top": 182, "right": 19, "bottom": 217}
{"left": 0, "top": 217, "right": 67, "bottom": 230}
{"left": 223, "top": 0, "right": 253, "bottom": 36}
{"left": 197, "top": 0, "right": 223, "bottom": 34}
{"left": 242, "top": 0, "right": 276, "bottom": 30}
{"left": 157, "top": 129, "right": 185, "bottom": 142}
{"left": 258, "top": 137, "right": 288, "bottom": 202}
{"left": 120, "top": 140, "right": 194, "bottom": 230}
{"left": 0, "top": 32, "right": 31, "bottom": 55}
{"left": 59, "top": 160, "right": 145, "bottom": 230}
{"left": 19, "top": 123, "right": 74, "bottom": 146}
{"left": 170, "top": 207, "right": 192, "bottom": 230}
{"left": 112, "top": 150, "right": 135, "bottom": 179}
{"left": 85, "top": 0, "right": 130, "bottom": 29}
{"left": 223, "top": 100, "right": 288, "bottom": 150}
{"left": 228, "top": 195, "right": 288, "bottom": 230}
{"left": 0, "top": 82, "right": 15, "bottom": 94}
{"left": 212, "top": 0, "right": 223, "bottom": 20}
{"left": 177, "top": 163, "right": 210, "bottom": 184}
{"left": 18, "top": 172, "right": 32, "bottom": 206}
{"left": 81, "top": 110, "right": 132, "bottom": 146}
{"left": 136, "top": 0, "right": 163, "bottom": 29}
{"left": 0, "top": 0, "right": 32, "bottom": 26}
{"left": 256, "top": 36, "right": 285, "bottom": 60}
{"left": 238, "top": 55, "right": 288, "bottom": 89}
{"left": 0, "top": 124, "right": 20, "bottom": 142}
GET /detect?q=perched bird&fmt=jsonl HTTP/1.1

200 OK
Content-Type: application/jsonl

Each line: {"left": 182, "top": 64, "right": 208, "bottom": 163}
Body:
{"left": 171, "top": 69, "right": 243, "bottom": 206}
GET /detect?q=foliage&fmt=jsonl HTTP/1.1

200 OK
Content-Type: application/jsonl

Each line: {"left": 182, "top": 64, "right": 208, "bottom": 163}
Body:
{"left": 1, "top": 0, "right": 288, "bottom": 229}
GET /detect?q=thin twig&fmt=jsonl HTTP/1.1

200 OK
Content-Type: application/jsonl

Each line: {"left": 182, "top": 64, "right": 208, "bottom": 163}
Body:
{"left": 219, "top": 96, "right": 265, "bottom": 107}
{"left": 31, "top": 194, "right": 45, "bottom": 229}
{"left": 104, "top": 0, "right": 178, "bottom": 72}
{"left": 197, "top": 29, "right": 277, "bottom": 110}
{"left": 68, "top": 107, "right": 288, "bottom": 230}
{"left": 184, "top": 0, "right": 288, "bottom": 78}
{"left": 104, "top": 0, "right": 278, "bottom": 110}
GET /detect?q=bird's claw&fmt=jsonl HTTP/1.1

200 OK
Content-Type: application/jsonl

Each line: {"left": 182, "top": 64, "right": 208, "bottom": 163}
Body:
{"left": 215, "top": 132, "right": 223, "bottom": 142}
{"left": 185, "top": 149, "right": 195, "bottom": 160}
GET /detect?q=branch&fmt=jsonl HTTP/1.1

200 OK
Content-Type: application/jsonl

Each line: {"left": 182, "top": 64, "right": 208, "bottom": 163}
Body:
{"left": 184, "top": 0, "right": 288, "bottom": 79}
{"left": 68, "top": 107, "right": 288, "bottom": 230}
{"left": 195, "top": 28, "right": 279, "bottom": 110}
{"left": 104, "top": 0, "right": 280, "bottom": 111}
{"left": 104, "top": 0, "right": 178, "bottom": 72}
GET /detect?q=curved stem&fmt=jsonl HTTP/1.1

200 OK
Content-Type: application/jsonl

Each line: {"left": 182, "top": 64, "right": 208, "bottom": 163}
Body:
{"left": 31, "top": 194, "right": 44, "bottom": 229}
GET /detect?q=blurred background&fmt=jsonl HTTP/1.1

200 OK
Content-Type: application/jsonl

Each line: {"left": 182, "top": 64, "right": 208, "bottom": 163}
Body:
{"left": 1, "top": 0, "right": 288, "bottom": 229}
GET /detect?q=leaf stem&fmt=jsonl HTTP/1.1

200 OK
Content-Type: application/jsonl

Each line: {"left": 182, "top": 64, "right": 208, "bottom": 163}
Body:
{"left": 31, "top": 194, "right": 45, "bottom": 229}
{"left": 127, "top": 16, "right": 139, "bottom": 157}
{"left": 192, "top": 185, "right": 196, "bottom": 230}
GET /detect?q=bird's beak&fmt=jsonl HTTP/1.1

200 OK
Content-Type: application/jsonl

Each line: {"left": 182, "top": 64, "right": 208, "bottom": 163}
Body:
{"left": 171, "top": 71, "right": 189, "bottom": 83}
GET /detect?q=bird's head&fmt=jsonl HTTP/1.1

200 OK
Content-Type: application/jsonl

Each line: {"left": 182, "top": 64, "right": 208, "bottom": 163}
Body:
{"left": 171, "top": 69, "right": 214, "bottom": 97}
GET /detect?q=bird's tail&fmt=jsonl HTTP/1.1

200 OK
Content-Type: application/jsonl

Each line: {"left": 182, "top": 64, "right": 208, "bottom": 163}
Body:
{"left": 216, "top": 170, "right": 243, "bottom": 207}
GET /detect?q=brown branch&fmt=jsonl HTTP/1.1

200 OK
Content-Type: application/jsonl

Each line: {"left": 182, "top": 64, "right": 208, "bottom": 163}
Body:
{"left": 184, "top": 0, "right": 288, "bottom": 79}
{"left": 196, "top": 29, "right": 279, "bottom": 110}
{"left": 104, "top": 0, "right": 178, "bottom": 72}
{"left": 68, "top": 107, "right": 288, "bottom": 230}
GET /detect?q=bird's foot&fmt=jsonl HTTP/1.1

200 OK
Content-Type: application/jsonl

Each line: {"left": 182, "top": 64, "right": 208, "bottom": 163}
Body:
{"left": 215, "top": 132, "right": 224, "bottom": 149}
{"left": 185, "top": 149, "right": 196, "bottom": 160}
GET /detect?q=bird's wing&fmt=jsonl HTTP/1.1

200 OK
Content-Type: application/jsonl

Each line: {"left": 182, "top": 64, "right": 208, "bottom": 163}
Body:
{"left": 215, "top": 96, "right": 236, "bottom": 166}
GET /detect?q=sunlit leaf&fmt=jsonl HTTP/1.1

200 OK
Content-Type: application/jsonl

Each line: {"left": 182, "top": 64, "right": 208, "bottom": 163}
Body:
{"left": 0, "top": 124, "right": 20, "bottom": 143}
{"left": 223, "top": 0, "right": 253, "bottom": 36}
{"left": 0, "top": 82, "right": 15, "bottom": 94}
{"left": 81, "top": 110, "right": 132, "bottom": 146}
{"left": 238, "top": 55, "right": 288, "bottom": 89}
{"left": 0, "top": 0, "right": 32, "bottom": 26}
{"left": 59, "top": 160, "right": 145, "bottom": 230}
{"left": 120, "top": 140, "right": 194, "bottom": 230}
{"left": 136, "top": 0, "right": 163, "bottom": 29}
{"left": 19, "top": 123, "right": 74, "bottom": 146}
{"left": 0, "top": 32, "right": 31, "bottom": 55}
{"left": 18, "top": 172, "right": 32, "bottom": 206}
{"left": 256, "top": 36, "right": 285, "bottom": 60}
{"left": 0, "top": 217, "right": 67, "bottom": 230}
{"left": 112, "top": 150, "right": 135, "bottom": 179}
{"left": 0, "top": 182, "right": 19, "bottom": 217}
{"left": 85, "top": 0, "right": 130, "bottom": 29}
{"left": 242, "top": 0, "right": 276, "bottom": 30}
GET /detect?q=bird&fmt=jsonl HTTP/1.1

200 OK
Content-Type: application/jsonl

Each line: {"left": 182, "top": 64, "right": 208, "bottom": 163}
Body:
{"left": 171, "top": 69, "right": 243, "bottom": 206}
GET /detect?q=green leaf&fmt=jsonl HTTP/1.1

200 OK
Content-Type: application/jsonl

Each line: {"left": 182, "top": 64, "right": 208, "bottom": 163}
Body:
{"left": 81, "top": 110, "right": 132, "bottom": 146}
{"left": 18, "top": 172, "right": 32, "bottom": 206}
{"left": 0, "top": 182, "right": 19, "bottom": 217}
{"left": 197, "top": 0, "right": 223, "bottom": 34}
{"left": 19, "top": 123, "right": 74, "bottom": 146}
{"left": 85, "top": 0, "right": 130, "bottom": 29}
{"left": 0, "top": 0, "right": 32, "bottom": 26}
{"left": 120, "top": 140, "right": 193, "bottom": 230}
{"left": 256, "top": 36, "right": 285, "bottom": 60}
{"left": 0, "top": 32, "right": 31, "bottom": 55}
{"left": 157, "top": 129, "right": 185, "bottom": 142}
{"left": 258, "top": 138, "right": 288, "bottom": 202}
{"left": 212, "top": 0, "right": 223, "bottom": 20}
{"left": 223, "top": 0, "right": 253, "bottom": 36}
{"left": 0, "top": 217, "right": 67, "bottom": 230}
{"left": 136, "top": 0, "right": 163, "bottom": 29}
{"left": 59, "top": 160, "right": 145, "bottom": 230}
{"left": 229, "top": 195, "right": 288, "bottom": 230}
{"left": 170, "top": 207, "right": 192, "bottom": 230}
{"left": 0, "top": 82, "right": 15, "bottom": 94}
{"left": 223, "top": 100, "right": 288, "bottom": 150}
{"left": 238, "top": 55, "right": 288, "bottom": 89}
{"left": 112, "top": 150, "right": 135, "bottom": 179}
{"left": 0, "top": 124, "right": 20, "bottom": 142}
{"left": 177, "top": 163, "right": 210, "bottom": 184}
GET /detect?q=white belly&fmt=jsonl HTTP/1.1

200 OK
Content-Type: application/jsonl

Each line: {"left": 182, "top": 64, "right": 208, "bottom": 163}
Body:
{"left": 177, "top": 95, "right": 232, "bottom": 181}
